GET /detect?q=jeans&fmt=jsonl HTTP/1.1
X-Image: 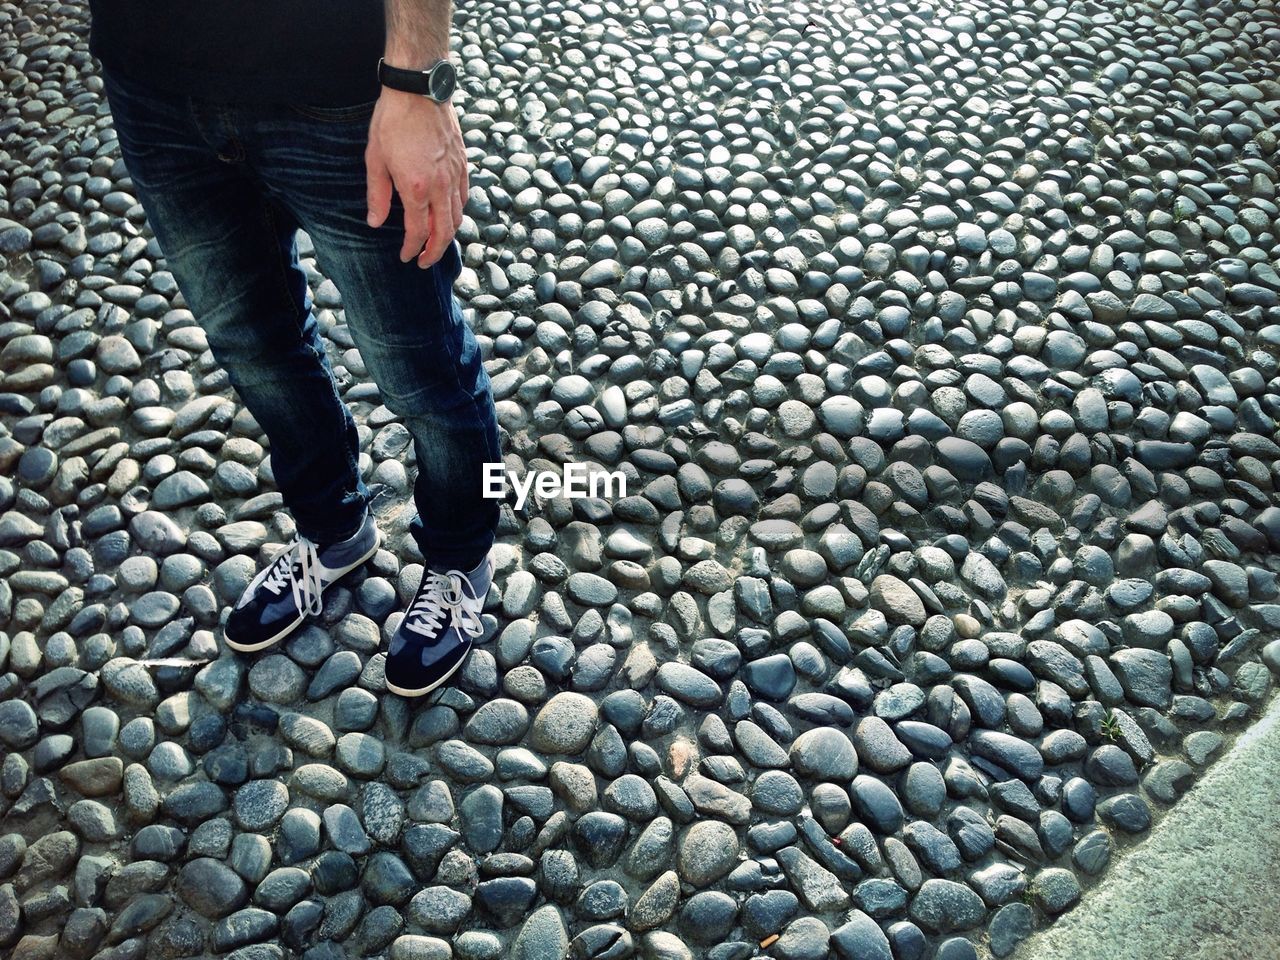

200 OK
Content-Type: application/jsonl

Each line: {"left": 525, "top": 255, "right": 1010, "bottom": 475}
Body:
{"left": 101, "top": 66, "right": 500, "bottom": 572}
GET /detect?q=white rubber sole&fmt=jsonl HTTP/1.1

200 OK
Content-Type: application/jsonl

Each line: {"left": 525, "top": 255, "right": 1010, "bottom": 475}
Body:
{"left": 384, "top": 640, "right": 472, "bottom": 698}
{"left": 223, "top": 529, "right": 382, "bottom": 654}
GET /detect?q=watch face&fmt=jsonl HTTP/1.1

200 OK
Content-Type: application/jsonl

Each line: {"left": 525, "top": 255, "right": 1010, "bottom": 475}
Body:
{"left": 430, "top": 62, "right": 457, "bottom": 101}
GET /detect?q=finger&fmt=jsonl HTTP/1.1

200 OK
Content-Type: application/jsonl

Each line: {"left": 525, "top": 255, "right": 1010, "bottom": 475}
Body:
{"left": 419, "top": 191, "right": 461, "bottom": 270}
{"left": 366, "top": 149, "right": 393, "bottom": 229}
{"left": 417, "top": 184, "right": 456, "bottom": 268}
{"left": 399, "top": 195, "right": 431, "bottom": 263}
{"left": 450, "top": 113, "right": 469, "bottom": 211}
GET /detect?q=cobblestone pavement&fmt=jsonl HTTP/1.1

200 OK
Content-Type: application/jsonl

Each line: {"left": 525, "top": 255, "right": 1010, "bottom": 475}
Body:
{"left": 1, "top": 1, "right": 1280, "bottom": 959}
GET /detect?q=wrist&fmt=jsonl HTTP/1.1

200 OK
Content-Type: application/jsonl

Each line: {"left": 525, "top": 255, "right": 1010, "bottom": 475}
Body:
{"left": 382, "top": 43, "right": 448, "bottom": 70}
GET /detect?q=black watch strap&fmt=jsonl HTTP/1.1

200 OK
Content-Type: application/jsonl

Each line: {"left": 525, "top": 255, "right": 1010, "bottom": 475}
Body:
{"left": 377, "top": 58, "right": 456, "bottom": 101}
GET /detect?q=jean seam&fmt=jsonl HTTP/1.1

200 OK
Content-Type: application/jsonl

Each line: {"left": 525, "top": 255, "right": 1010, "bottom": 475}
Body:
{"left": 261, "top": 200, "right": 304, "bottom": 326}
{"left": 290, "top": 100, "right": 379, "bottom": 123}
{"left": 307, "top": 339, "right": 364, "bottom": 537}
{"left": 421, "top": 247, "right": 497, "bottom": 566}
{"left": 259, "top": 201, "right": 363, "bottom": 537}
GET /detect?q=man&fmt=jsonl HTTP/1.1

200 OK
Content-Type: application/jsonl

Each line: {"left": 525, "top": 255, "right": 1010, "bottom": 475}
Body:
{"left": 87, "top": 0, "right": 501, "bottom": 697}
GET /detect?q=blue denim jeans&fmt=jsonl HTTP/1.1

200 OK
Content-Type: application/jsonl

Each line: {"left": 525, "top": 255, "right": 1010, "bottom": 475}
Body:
{"left": 101, "top": 66, "right": 500, "bottom": 571}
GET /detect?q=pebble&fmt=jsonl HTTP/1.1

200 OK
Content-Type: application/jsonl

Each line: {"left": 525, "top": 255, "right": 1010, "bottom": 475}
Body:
{"left": 969, "top": 731, "right": 1045, "bottom": 781}
{"left": 851, "top": 775, "right": 905, "bottom": 834}
{"left": 789, "top": 727, "right": 858, "bottom": 781}
{"left": 869, "top": 575, "right": 926, "bottom": 627}
{"left": 987, "top": 903, "right": 1033, "bottom": 958}
{"left": 775, "top": 916, "right": 831, "bottom": 960}
{"left": 0, "top": 700, "right": 39, "bottom": 750}
{"left": 229, "top": 779, "right": 288, "bottom": 831}
{"left": 776, "top": 846, "right": 851, "bottom": 912}
{"left": 510, "top": 905, "right": 568, "bottom": 960}
{"left": 677, "top": 821, "right": 739, "bottom": 886}
{"left": 530, "top": 692, "right": 598, "bottom": 754}
{"left": 1097, "top": 794, "right": 1153, "bottom": 834}
{"left": 1031, "top": 868, "right": 1082, "bottom": 915}
{"left": 832, "top": 909, "right": 894, "bottom": 960}
{"left": 1110, "top": 649, "right": 1173, "bottom": 708}
{"left": 632, "top": 870, "right": 680, "bottom": 931}
{"left": 854, "top": 717, "right": 912, "bottom": 773}
{"left": 908, "top": 879, "right": 986, "bottom": 934}
{"left": 335, "top": 732, "right": 385, "bottom": 778}
{"left": 248, "top": 655, "right": 307, "bottom": 705}
{"left": 176, "top": 858, "right": 248, "bottom": 918}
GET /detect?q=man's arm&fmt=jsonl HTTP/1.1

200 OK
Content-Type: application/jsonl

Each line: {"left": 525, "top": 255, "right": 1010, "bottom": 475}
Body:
{"left": 384, "top": 0, "right": 449, "bottom": 66}
{"left": 366, "top": 0, "right": 468, "bottom": 269}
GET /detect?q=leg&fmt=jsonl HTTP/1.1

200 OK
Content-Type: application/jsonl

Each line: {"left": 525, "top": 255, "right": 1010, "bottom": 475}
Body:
{"left": 101, "top": 67, "right": 369, "bottom": 543}
{"left": 247, "top": 103, "right": 500, "bottom": 571}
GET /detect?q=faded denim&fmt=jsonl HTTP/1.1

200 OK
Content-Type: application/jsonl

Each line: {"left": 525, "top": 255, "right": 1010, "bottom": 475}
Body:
{"left": 102, "top": 65, "right": 499, "bottom": 571}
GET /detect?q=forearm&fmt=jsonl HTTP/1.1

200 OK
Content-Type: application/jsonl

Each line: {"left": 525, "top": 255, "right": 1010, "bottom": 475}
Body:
{"left": 384, "top": 0, "right": 452, "bottom": 66}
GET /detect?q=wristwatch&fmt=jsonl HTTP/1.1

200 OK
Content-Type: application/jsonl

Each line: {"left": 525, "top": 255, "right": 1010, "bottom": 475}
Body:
{"left": 377, "top": 57, "right": 457, "bottom": 102}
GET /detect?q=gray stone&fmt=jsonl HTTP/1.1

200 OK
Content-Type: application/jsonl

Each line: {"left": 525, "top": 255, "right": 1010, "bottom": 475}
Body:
{"left": 677, "top": 821, "right": 739, "bottom": 886}
{"left": 908, "top": 879, "right": 986, "bottom": 933}
{"left": 854, "top": 717, "right": 912, "bottom": 773}
{"left": 530, "top": 693, "right": 598, "bottom": 754}
{"left": 776, "top": 846, "right": 850, "bottom": 911}
{"left": 176, "top": 858, "right": 248, "bottom": 918}
{"left": 510, "top": 905, "right": 568, "bottom": 960}
{"left": 1110, "top": 649, "right": 1173, "bottom": 709}
{"left": 790, "top": 727, "right": 858, "bottom": 780}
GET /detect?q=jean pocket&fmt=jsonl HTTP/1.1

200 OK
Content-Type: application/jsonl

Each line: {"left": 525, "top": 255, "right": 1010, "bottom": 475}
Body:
{"left": 290, "top": 100, "right": 379, "bottom": 123}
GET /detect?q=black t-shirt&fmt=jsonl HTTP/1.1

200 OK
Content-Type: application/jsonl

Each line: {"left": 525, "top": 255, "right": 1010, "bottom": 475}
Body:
{"left": 88, "top": 1, "right": 386, "bottom": 105}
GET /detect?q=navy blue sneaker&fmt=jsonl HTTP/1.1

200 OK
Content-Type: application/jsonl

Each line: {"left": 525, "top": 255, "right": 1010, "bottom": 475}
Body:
{"left": 385, "top": 554, "right": 492, "bottom": 698}
{"left": 224, "top": 508, "right": 381, "bottom": 653}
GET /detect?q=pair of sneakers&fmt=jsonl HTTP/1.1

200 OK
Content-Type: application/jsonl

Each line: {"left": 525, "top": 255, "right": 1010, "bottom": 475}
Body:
{"left": 223, "top": 505, "right": 490, "bottom": 698}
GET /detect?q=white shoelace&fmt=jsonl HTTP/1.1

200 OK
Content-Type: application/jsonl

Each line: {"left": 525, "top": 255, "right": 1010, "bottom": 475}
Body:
{"left": 258, "top": 537, "right": 326, "bottom": 618}
{"left": 404, "top": 569, "right": 485, "bottom": 640}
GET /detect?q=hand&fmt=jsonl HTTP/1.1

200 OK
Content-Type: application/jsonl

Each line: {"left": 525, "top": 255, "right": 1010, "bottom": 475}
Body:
{"left": 365, "top": 88, "right": 468, "bottom": 268}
